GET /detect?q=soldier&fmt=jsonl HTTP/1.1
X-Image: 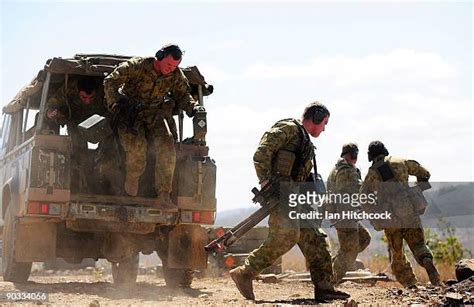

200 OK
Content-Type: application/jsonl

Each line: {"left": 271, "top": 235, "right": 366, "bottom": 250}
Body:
{"left": 103, "top": 44, "right": 201, "bottom": 208}
{"left": 360, "top": 141, "right": 441, "bottom": 287}
{"left": 46, "top": 76, "right": 107, "bottom": 130}
{"left": 46, "top": 76, "right": 107, "bottom": 192}
{"left": 326, "top": 143, "right": 371, "bottom": 283}
{"left": 230, "top": 102, "right": 350, "bottom": 301}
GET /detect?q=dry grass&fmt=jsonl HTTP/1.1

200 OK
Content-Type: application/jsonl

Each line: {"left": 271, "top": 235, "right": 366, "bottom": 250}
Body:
{"left": 282, "top": 248, "right": 307, "bottom": 272}
{"left": 366, "top": 256, "right": 390, "bottom": 274}
{"left": 282, "top": 248, "right": 456, "bottom": 283}
{"left": 413, "top": 261, "right": 455, "bottom": 282}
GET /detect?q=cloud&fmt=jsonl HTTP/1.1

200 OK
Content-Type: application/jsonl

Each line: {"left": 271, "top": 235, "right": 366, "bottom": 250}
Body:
{"left": 195, "top": 64, "right": 233, "bottom": 82}
{"left": 208, "top": 39, "right": 246, "bottom": 51}
{"left": 201, "top": 48, "right": 471, "bottom": 210}
{"left": 242, "top": 49, "right": 457, "bottom": 86}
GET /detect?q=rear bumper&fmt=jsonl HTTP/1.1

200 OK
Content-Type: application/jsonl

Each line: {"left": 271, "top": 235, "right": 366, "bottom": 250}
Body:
{"left": 68, "top": 202, "right": 178, "bottom": 224}
{"left": 20, "top": 201, "right": 214, "bottom": 234}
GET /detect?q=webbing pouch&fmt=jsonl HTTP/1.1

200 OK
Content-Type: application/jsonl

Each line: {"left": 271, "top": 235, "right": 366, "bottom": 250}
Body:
{"left": 276, "top": 150, "right": 296, "bottom": 177}
{"left": 377, "top": 163, "right": 395, "bottom": 181}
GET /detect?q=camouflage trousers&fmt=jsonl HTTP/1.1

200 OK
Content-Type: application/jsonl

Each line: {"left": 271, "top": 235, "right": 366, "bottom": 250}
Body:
{"left": 242, "top": 205, "right": 334, "bottom": 289}
{"left": 332, "top": 222, "right": 371, "bottom": 283}
{"left": 384, "top": 217, "right": 433, "bottom": 287}
{"left": 118, "top": 116, "right": 175, "bottom": 196}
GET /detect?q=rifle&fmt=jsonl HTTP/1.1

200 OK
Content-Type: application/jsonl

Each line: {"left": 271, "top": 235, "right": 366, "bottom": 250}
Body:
{"left": 112, "top": 99, "right": 173, "bottom": 135}
{"left": 205, "top": 178, "right": 281, "bottom": 253}
{"left": 111, "top": 101, "right": 145, "bottom": 135}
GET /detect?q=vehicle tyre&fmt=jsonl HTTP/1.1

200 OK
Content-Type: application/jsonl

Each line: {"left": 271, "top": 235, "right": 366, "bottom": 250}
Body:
{"left": 111, "top": 254, "right": 139, "bottom": 285}
{"left": 2, "top": 205, "right": 32, "bottom": 282}
{"left": 163, "top": 264, "right": 194, "bottom": 288}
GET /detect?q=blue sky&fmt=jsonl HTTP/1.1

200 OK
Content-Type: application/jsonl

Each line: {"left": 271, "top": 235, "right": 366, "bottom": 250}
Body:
{"left": 1, "top": 1, "right": 472, "bottom": 211}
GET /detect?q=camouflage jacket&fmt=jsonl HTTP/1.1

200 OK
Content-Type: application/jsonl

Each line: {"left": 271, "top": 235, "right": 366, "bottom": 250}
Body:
{"left": 103, "top": 57, "right": 197, "bottom": 119}
{"left": 360, "top": 155, "right": 430, "bottom": 195}
{"left": 327, "top": 158, "right": 362, "bottom": 195}
{"left": 253, "top": 118, "right": 315, "bottom": 183}
{"left": 360, "top": 155, "right": 430, "bottom": 219}
{"left": 46, "top": 78, "right": 107, "bottom": 126}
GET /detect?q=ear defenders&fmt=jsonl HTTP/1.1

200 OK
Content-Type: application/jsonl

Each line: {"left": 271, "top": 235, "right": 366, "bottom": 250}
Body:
{"left": 312, "top": 108, "right": 327, "bottom": 124}
{"left": 155, "top": 44, "right": 183, "bottom": 61}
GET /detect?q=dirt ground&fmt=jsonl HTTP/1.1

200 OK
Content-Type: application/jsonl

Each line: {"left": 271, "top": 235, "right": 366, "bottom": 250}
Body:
{"left": 0, "top": 272, "right": 458, "bottom": 306}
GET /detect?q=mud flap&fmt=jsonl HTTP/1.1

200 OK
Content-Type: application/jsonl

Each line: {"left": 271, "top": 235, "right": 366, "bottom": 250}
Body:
{"left": 167, "top": 224, "right": 208, "bottom": 269}
{"left": 15, "top": 222, "right": 56, "bottom": 262}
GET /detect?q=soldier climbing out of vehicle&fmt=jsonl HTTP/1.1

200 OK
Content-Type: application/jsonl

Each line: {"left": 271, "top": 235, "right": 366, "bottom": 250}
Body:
{"left": 45, "top": 76, "right": 108, "bottom": 192}
{"left": 46, "top": 77, "right": 107, "bottom": 126}
{"left": 103, "top": 44, "right": 203, "bottom": 209}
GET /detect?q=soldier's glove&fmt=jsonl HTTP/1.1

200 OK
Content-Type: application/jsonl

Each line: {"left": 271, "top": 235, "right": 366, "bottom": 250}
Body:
{"left": 111, "top": 96, "right": 132, "bottom": 114}
{"left": 132, "top": 102, "right": 145, "bottom": 114}
{"left": 191, "top": 105, "right": 206, "bottom": 117}
{"left": 46, "top": 106, "right": 69, "bottom": 125}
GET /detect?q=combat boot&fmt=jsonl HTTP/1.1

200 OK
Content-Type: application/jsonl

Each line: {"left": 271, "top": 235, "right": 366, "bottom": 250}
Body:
{"left": 422, "top": 258, "right": 442, "bottom": 286}
{"left": 156, "top": 192, "right": 178, "bottom": 212}
{"left": 314, "top": 287, "right": 350, "bottom": 301}
{"left": 230, "top": 266, "right": 255, "bottom": 300}
{"left": 314, "top": 281, "right": 350, "bottom": 301}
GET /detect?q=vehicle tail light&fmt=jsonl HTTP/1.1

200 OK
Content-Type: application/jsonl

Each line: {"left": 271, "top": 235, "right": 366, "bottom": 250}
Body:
{"left": 192, "top": 211, "right": 201, "bottom": 222}
{"left": 200, "top": 211, "right": 214, "bottom": 224}
{"left": 27, "top": 202, "right": 40, "bottom": 214}
{"left": 191, "top": 211, "right": 214, "bottom": 224}
{"left": 27, "top": 202, "right": 61, "bottom": 216}
{"left": 40, "top": 203, "right": 48, "bottom": 214}
{"left": 181, "top": 210, "right": 215, "bottom": 224}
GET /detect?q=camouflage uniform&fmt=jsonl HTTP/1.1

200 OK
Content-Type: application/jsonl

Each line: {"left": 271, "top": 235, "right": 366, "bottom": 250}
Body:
{"left": 326, "top": 158, "right": 371, "bottom": 283}
{"left": 360, "top": 155, "right": 433, "bottom": 287}
{"left": 242, "top": 118, "right": 334, "bottom": 290}
{"left": 46, "top": 78, "right": 107, "bottom": 192}
{"left": 103, "top": 57, "right": 197, "bottom": 196}
{"left": 46, "top": 78, "right": 107, "bottom": 130}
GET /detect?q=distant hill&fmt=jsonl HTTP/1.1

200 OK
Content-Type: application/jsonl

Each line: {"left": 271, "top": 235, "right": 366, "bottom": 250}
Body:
{"left": 215, "top": 207, "right": 268, "bottom": 227}
{"left": 425, "top": 182, "right": 474, "bottom": 212}
{"left": 214, "top": 182, "right": 474, "bottom": 253}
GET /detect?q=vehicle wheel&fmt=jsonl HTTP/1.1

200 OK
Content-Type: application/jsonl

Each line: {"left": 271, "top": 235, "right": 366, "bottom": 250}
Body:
{"left": 111, "top": 254, "right": 139, "bottom": 285}
{"left": 2, "top": 205, "right": 32, "bottom": 282}
{"left": 163, "top": 265, "right": 194, "bottom": 288}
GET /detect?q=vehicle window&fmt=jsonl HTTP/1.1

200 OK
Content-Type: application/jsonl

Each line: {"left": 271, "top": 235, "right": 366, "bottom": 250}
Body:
{"left": 23, "top": 109, "right": 39, "bottom": 132}
{"left": 23, "top": 108, "right": 39, "bottom": 141}
{"left": 0, "top": 114, "right": 11, "bottom": 153}
{"left": 6, "top": 113, "right": 21, "bottom": 152}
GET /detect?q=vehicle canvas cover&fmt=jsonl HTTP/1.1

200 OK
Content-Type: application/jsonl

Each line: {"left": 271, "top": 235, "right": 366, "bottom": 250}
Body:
{"left": 3, "top": 54, "right": 212, "bottom": 114}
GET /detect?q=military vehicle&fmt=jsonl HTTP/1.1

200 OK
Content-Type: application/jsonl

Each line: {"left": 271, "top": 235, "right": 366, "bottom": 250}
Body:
{"left": 0, "top": 54, "right": 216, "bottom": 287}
